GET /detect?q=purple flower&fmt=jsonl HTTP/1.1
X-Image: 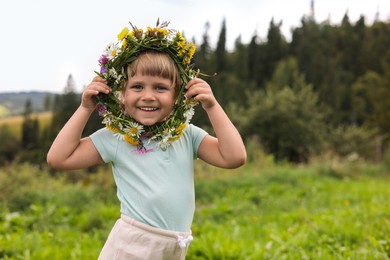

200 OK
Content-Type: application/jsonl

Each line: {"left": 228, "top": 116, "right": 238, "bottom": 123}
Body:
{"left": 100, "top": 66, "right": 108, "bottom": 74}
{"left": 96, "top": 104, "right": 107, "bottom": 116}
{"left": 141, "top": 131, "right": 151, "bottom": 139}
{"left": 98, "top": 54, "right": 109, "bottom": 65}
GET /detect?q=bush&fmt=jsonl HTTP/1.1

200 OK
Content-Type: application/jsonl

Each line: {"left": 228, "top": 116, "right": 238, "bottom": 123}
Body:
{"left": 0, "top": 125, "right": 20, "bottom": 165}
{"left": 326, "top": 125, "right": 377, "bottom": 160}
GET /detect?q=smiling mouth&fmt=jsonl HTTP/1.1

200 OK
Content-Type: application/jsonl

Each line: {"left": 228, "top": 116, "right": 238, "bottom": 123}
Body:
{"left": 139, "top": 107, "right": 159, "bottom": 111}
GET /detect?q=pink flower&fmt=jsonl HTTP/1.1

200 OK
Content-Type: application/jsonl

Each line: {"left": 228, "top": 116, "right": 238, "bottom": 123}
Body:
{"left": 133, "top": 148, "right": 154, "bottom": 154}
{"left": 96, "top": 104, "right": 107, "bottom": 116}
{"left": 98, "top": 55, "right": 109, "bottom": 65}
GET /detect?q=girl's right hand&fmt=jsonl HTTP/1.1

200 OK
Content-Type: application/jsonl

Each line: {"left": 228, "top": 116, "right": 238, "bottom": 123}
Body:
{"left": 82, "top": 76, "right": 111, "bottom": 111}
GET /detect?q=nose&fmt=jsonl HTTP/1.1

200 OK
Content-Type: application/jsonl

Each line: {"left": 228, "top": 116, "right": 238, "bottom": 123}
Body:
{"left": 141, "top": 88, "right": 156, "bottom": 101}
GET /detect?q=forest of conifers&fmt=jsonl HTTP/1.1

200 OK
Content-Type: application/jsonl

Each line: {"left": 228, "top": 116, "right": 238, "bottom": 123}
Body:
{"left": 1, "top": 12, "right": 390, "bottom": 165}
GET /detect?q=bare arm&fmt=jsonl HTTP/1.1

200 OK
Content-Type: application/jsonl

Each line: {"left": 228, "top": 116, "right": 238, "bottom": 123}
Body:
{"left": 46, "top": 76, "right": 111, "bottom": 170}
{"left": 185, "top": 78, "right": 246, "bottom": 169}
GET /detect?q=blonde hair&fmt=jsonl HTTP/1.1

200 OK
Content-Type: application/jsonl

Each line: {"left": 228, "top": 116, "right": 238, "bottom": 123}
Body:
{"left": 124, "top": 51, "right": 182, "bottom": 96}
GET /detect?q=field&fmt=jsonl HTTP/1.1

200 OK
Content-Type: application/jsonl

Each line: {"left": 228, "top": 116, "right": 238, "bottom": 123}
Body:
{"left": 0, "top": 112, "right": 52, "bottom": 138}
{"left": 0, "top": 160, "right": 389, "bottom": 259}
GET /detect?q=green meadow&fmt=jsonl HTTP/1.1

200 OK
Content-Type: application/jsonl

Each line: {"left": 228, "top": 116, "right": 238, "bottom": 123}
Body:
{"left": 0, "top": 159, "right": 389, "bottom": 259}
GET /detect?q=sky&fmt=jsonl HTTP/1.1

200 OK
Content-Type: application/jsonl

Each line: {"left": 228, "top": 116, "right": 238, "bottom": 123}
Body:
{"left": 1, "top": 0, "right": 389, "bottom": 93}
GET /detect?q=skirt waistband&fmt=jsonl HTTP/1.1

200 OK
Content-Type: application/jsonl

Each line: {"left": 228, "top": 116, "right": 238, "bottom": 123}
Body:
{"left": 120, "top": 214, "right": 192, "bottom": 239}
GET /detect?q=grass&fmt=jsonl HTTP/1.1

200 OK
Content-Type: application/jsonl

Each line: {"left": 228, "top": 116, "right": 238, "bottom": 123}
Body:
{"left": 0, "top": 160, "right": 389, "bottom": 259}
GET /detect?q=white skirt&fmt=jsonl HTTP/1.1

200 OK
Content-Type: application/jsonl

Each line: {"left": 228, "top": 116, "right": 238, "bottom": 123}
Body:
{"left": 98, "top": 214, "right": 193, "bottom": 260}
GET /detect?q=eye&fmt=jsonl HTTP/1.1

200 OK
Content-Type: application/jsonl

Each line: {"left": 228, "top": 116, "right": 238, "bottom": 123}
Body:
{"left": 130, "top": 84, "right": 143, "bottom": 91}
{"left": 155, "top": 85, "right": 169, "bottom": 92}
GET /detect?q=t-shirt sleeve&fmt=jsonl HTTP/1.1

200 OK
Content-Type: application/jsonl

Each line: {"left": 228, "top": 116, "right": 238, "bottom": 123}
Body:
{"left": 188, "top": 124, "right": 208, "bottom": 159}
{"left": 89, "top": 128, "right": 119, "bottom": 163}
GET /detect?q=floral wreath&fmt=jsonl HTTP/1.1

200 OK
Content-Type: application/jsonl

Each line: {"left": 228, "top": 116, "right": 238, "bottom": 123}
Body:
{"left": 95, "top": 19, "right": 199, "bottom": 153}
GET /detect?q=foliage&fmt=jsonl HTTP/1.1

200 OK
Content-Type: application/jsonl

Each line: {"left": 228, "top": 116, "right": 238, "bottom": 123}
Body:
{"left": 0, "top": 161, "right": 389, "bottom": 259}
{"left": 326, "top": 125, "right": 377, "bottom": 160}
{"left": 241, "top": 58, "right": 326, "bottom": 162}
{"left": 215, "top": 18, "right": 227, "bottom": 72}
{"left": 0, "top": 125, "right": 20, "bottom": 164}
{"left": 21, "top": 99, "right": 39, "bottom": 150}
{"left": 51, "top": 75, "right": 80, "bottom": 134}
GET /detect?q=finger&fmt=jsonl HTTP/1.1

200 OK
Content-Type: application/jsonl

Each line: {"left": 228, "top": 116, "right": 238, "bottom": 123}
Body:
{"left": 193, "top": 94, "right": 210, "bottom": 106}
{"left": 89, "top": 82, "right": 112, "bottom": 93}
{"left": 83, "top": 89, "right": 99, "bottom": 98}
{"left": 186, "top": 77, "right": 203, "bottom": 89}
{"left": 186, "top": 84, "right": 210, "bottom": 98}
{"left": 92, "top": 76, "right": 108, "bottom": 84}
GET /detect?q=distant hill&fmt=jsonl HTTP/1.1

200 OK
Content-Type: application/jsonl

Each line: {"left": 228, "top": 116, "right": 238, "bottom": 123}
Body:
{"left": 0, "top": 91, "right": 56, "bottom": 117}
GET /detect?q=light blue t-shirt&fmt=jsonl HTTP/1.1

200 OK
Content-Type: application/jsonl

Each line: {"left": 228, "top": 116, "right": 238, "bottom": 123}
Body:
{"left": 90, "top": 124, "right": 207, "bottom": 232}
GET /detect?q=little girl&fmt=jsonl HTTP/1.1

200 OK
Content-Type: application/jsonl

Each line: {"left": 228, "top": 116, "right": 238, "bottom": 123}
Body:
{"left": 47, "top": 21, "right": 246, "bottom": 260}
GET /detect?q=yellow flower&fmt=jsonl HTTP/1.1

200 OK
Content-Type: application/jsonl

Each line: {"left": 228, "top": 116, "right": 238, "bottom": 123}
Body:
{"left": 176, "top": 123, "right": 186, "bottom": 133}
{"left": 176, "top": 40, "right": 185, "bottom": 49}
{"left": 121, "top": 39, "right": 128, "bottom": 49}
{"left": 118, "top": 27, "right": 129, "bottom": 40}
{"left": 169, "top": 131, "right": 184, "bottom": 142}
{"left": 176, "top": 32, "right": 185, "bottom": 42}
{"left": 183, "top": 57, "right": 191, "bottom": 65}
{"left": 177, "top": 46, "right": 187, "bottom": 57}
{"left": 106, "top": 124, "right": 121, "bottom": 133}
{"left": 167, "top": 124, "right": 186, "bottom": 142}
{"left": 156, "top": 28, "right": 168, "bottom": 38}
{"left": 188, "top": 43, "right": 196, "bottom": 59}
{"left": 147, "top": 26, "right": 156, "bottom": 37}
{"left": 124, "top": 133, "right": 139, "bottom": 146}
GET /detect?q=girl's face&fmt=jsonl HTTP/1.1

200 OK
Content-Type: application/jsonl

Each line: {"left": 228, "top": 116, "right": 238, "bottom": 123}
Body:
{"left": 123, "top": 74, "right": 176, "bottom": 126}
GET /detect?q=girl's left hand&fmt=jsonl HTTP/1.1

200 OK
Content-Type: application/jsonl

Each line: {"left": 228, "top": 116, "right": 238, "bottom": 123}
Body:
{"left": 185, "top": 78, "right": 217, "bottom": 110}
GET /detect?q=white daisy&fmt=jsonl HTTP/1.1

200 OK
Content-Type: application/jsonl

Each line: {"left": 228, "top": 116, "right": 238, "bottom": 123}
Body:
{"left": 125, "top": 122, "right": 144, "bottom": 138}
{"left": 184, "top": 107, "right": 195, "bottom": 124}
{"left": 105, "top": 43, "right": 120, "bottom": 59}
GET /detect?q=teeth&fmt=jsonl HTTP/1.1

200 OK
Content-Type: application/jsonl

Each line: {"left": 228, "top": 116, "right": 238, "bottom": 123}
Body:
{"left": 140, "top": 107, "right": 158, "bottom": 111}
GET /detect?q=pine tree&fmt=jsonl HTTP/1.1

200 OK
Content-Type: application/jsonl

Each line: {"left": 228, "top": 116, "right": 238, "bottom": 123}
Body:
{"left": 215, "top": 18, "right": 227, "bottom": 72}
{"left": 21, "top": 99, "right": 39, "bottom": 150}
{"left": 52, "top": 74, "right": 80, "bottom": 132}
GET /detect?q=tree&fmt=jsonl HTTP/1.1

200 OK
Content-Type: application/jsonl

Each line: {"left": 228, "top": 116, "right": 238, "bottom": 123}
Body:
{"left": 51, "top": 74, "right": 80, "bottom": 133}
{"left": 360, "top": 21, "right": 390, "bottom": 74}
{"left": 46, "top": 74, "right": 81, "bottom": 155}
{"left": 215, "top": 18, "right": 227, "bottom": 72}
{"left": 193, "top": 21, "right": 212, "bottom": 72}
{"left": 263, "top": 18, "right": 288, "bottom": 80}
{"left": 44, "top": 94, "right": 52, "bottom": 111}
{"left": 243, "top": 58, "right": 326, "bottom": 162}
{"left": 231, "top": 35, "right": 248, "bottom": 80}
{"left": 350, "top": 71, "right": 380, "bottom": 126}
{"left": 21, "top": 99, "right": 39, "bottom": 150}
{"left": 247, "top": 33, "right": 258, "bottom": 83}
{"left": 367, "top": 81, "right": 390, "bottom": 139}
{"left": 0, "top": 125, "right": 20, "bottom": 164}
